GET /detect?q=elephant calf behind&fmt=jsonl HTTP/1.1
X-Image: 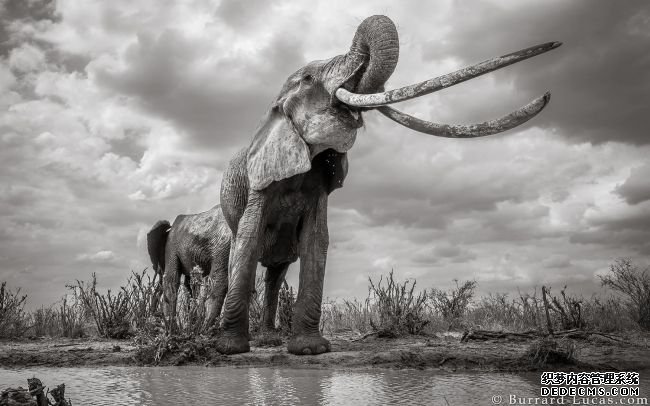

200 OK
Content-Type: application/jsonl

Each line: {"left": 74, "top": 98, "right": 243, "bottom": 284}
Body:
{"left": 147, "top": 204, "right": 231, "bottom": 331}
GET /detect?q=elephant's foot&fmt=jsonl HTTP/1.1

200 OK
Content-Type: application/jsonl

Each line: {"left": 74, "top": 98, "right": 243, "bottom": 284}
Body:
{"left": 215, "top": 334, "right": 250, "bottom": 354}
{"left": 287, "top": 334, "right": 331, "bottom": 355}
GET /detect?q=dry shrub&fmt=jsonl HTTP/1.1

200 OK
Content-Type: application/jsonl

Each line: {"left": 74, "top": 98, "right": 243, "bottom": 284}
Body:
{"left": 545, "top": 286, "right": 585, "bottom": 330}
{"left": 277, "top": 281, "right": 295, "bottom": 335}
{"left": 320, "top": 298, "right": 373, "bottom": 335}
{"left": 525, "top": 338, "right": 578, "bottom": 368}
{"left": 175, "top": 267, "right": 210, "bottom": 336}
{"left": 29, "top": 298, "right": 86, "bottom": 338}
{"left": 469, "top": 288, "right": 548, "bottom": 332}
{"left": 129, "top": 268, "right": 162, "bottom": 333}
{"left": 467, "top": 293, "right": 529, "bottom": 331}
{"left": 58, "top": 293, "right": 86, "bottom": 338}
{"left": 429, "top": 280, "right": 476, "bottom": 330}
{"left": 368, "top": 270, "right": 429, "bottom": 337}
{"left": 31, "top": 306, "right": 59, "bottom": 337}
{"left": 134, "top": 333, "right": 214, "bottom": 365}
{"left": 248, "top": 273, "right": 266, "bottom": 334}
{"left": 583, "top": 295, "right": 638, "bottom": 332}
{"left": 252, "top": 331, "right": 283, "bottom": 347}
{"left": 600, "top": 258, "right": 650, "bottom": 330}
{"left": 71, "top": 273, "right": 132, "bottom": 338}
{"left": 0, "top": 282, "right": 29, "bottom": 338}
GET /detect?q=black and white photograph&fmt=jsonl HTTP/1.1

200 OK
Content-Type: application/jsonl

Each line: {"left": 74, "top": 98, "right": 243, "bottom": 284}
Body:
{"left": 1, "top": 0, "right": 649, "bottom": 404}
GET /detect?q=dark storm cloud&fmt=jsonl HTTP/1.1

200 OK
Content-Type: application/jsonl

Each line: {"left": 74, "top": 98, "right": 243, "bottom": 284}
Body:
{"left": 570, "top": 203, "right": 650, "bottom": 255}
{"left": 337, "top": 127, "right": 574, "bottom": 233}
{"left": 412, "top": 243, "right": 477, "bottom": 265}
{"left": 94, "top": 29, "right": 305, "bottom": 151}
{"left": 420, "top": 0, "right": 650, "bottom": 145}
{"left": 616, "top": 163, "right": 650, "bottom": 205}
{"left": 2, "top": 0, "right": 649, "bottom": 306}
{"left": 0, "top": 0, "right": 58, "bottom": 56}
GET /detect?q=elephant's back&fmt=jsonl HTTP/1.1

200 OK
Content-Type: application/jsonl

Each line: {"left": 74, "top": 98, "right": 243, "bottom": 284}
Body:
{"left": 169, "top": 206, "right": 229, "bottom": 270}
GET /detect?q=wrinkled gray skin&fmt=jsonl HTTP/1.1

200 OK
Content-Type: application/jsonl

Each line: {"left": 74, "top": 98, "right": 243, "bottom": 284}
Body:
{"left": 217, "top": 15, "right": 400, "bottom": 355}
{"left": 147, "top": 205, "right": 231, "bottom": 331}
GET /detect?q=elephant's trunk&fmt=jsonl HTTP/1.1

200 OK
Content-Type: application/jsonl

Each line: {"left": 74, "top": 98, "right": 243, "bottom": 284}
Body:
{"left": 345, "top": 15, "right": 399, "bottom": 94}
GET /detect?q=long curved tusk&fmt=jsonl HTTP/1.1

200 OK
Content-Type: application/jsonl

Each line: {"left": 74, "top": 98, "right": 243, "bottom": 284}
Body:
{"left": 336, "top": 42, "right": 561, "bottom": 107}
{"left": 377, "top": 92, "right": 550, "bottom": 138}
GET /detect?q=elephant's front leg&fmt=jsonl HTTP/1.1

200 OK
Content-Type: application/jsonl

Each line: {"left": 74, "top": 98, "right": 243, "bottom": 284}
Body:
{"left": 216, "top": 192, "right": 266, "bottom": 354}
{"left": 287, "top": 192, "right": 331, "bottom": 355}
{"left": 202, "top": 236, "right": 231, "bottom": 333}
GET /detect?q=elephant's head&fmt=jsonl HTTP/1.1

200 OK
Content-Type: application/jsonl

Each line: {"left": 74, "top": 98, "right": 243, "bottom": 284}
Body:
{"left": 247, "top": 15, "right": 560, "bottom": 191}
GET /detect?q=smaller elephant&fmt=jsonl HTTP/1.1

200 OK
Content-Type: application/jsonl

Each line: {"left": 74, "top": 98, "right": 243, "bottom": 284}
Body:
{"left": 147, "top": 204, "right": 231, "bottom": 331}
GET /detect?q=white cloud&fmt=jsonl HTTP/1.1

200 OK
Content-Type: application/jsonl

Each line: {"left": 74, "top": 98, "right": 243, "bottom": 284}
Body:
{"left": 0, "top": 0, "right": 648, "bottom": 307}
{"left": 8, "top": 43, "right": 46, "bottom": 72}
{"left": 75, "top": 250, "right": 118, "bottom": 264}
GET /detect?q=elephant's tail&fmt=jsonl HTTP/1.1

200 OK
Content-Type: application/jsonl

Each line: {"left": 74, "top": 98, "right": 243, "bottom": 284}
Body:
{"left": 147, "top": 220, "right": 171, "bottom": 274}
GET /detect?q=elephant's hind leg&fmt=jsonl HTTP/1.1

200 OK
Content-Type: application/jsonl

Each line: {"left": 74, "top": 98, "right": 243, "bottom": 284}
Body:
{"left": 287, "top": 193, "right": 331, "bottom": 355}
{"left": 162, "top": 254, "right": 183, "bottom": 332}
{"left": 262, "top": 263, "right": 290, "bottom": 331}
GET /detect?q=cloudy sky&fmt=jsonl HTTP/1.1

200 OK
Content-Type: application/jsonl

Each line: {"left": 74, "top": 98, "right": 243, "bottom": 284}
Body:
{"left": 1, "top": 0, "right": 649, "bottom": 308}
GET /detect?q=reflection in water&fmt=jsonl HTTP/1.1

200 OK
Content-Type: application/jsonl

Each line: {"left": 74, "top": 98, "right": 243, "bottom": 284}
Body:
{"left": 1, "top": 367, "right": 648, "bottom": 405}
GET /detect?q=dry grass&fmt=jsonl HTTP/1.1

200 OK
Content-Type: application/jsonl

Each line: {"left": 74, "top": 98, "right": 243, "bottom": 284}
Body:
{"left": 321, "top": 298, "right": 374, "bottom": 335}
{"left": 129, "top": 268, "right": 162, "bottom": 333}
{"left": 600, "top": 258, "right": 650, "bottom": 329}
{"left": 366, "top": 270, "right": 430, "bottom": 337}
{"left": 277, "top": 281, "right": 295, "bottom": 335}
{"left": 70, "top": 273, "right": 132, "bottom": 339}
{"left": 429, "top": 280, "right": 477, "bottom": 330}
{"left": 525, "top": 338, "right": 578, "bottom": 368}
{"left": 248, "top": 273, "right": 266, "bottom": 334}
{"left": 1, "top": 259, "right": 648, "bottom": 342}
{"left": 0, "top": 282, "right": 29, "bottom": 338}
{"left": 174, "top": 267, "right": 212, "bottom": 336}
{"left": 57, "top": 293, "right": 86, "bottom": 338}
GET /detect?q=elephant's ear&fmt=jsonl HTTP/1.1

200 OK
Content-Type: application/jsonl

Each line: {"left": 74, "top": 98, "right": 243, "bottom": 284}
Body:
{"left": 247, "top": 107, "right": 311, "bottom": 190}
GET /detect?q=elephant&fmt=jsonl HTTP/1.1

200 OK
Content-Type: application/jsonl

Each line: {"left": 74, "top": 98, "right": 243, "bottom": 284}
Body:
{"left": 147, "top": 204, "right": 231, "bottom": 330}
{"left": 214, "top": 15, "right": 560, "bottom": 355}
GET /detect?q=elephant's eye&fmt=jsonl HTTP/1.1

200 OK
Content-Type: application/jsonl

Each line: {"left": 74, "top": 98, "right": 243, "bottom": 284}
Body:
{"left": 302, "top": 74, "right": 313, "bottom": 83}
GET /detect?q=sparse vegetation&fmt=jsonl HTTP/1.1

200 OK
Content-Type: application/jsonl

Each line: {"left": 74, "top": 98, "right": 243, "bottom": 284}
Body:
{"left": 466, "top": 293, "right": 537, "bottom": 332}
{"left": 129, "top": 268, "right": 162, "bottom": 333}
{"left": 366, "top": 270, "right": 430, "bottom": 337}
{"left": 248, "top": 272, "right": 266, "bottom": 334}
{"left": 0, "top": 282, "right": 29, "bottom": 338}
{"left": 0, "top": 258, "right": 648, "bottom": 346}
{"left": 175, "top": 267, "right": 211, "bottom": 336}
{"left": 525, "top": 337, "right": 578, "bottom": 368}
{"left": 600, "top": 258, "right": 650, "bottom": 329}
{"left": 321, "top": 298, "right": 373, "bottom": 335}
{"left": 429, "top": 279, "right": 477, "bottom": 330}
{"left": 71, "top": 273, "right": 132, "bottom": 339}
{"left": 277, "top": 281, "right": 295, "bottom": 335}
{"left": 57, "top": 293, "right": 86, "bottom": 338}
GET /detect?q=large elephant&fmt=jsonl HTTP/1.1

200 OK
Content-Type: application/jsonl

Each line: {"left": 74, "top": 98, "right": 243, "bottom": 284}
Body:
{"left": 147, "top": 205, "right": 231, "bottom": 330}
{"left": 216, "top": 15, "right": 560, "bottom": 355}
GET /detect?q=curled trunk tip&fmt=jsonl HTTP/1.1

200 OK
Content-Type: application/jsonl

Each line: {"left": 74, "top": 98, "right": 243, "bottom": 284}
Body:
{"left": 348, "top": 15, "right": 400, "bottom": 94}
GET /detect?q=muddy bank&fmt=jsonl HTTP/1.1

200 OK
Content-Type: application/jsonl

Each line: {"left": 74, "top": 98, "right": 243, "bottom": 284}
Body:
{"left": 1, "top": 333, "right": 648, "bottom": 372}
